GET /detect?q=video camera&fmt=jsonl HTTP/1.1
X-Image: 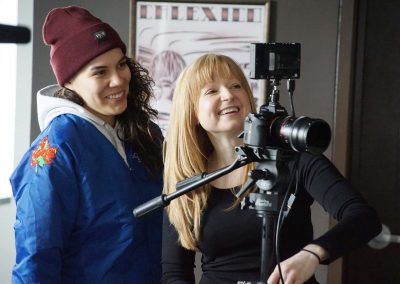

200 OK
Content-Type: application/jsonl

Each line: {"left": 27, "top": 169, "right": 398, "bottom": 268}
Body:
{"left": 244, "top": 42, "right": 331, "bottom": 154}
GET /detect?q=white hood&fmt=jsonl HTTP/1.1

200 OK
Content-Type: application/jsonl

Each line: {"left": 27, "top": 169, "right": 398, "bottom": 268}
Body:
{"left": 37, "top": 85, "right": 127, "bottom": 165}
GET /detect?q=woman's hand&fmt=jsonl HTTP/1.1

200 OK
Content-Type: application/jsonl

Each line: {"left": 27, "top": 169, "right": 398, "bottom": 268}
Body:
{"left": 267, "top": 245, "right": 328, "bottom": 284}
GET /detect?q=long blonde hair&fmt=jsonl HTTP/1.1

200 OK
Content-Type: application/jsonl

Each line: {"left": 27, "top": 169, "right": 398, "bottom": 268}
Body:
{"left": 163, "top": 54, "right": 257, "bottom": 250}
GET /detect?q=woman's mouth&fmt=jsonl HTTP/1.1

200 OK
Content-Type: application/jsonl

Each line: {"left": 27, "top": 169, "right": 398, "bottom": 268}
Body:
{"left": 218, "top": 106, "right": 240, "bottom": 115}
{"left": 106, "top": 92, "right": 124, "bottom": 100}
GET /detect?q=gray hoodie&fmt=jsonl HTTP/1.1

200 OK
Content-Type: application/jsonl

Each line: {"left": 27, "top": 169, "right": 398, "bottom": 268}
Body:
{"left": 37, "top": 85, "right": 128, "bottom": 165}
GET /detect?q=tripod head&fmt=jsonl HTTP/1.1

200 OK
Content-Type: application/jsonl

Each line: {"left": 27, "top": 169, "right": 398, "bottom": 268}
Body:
{"left": 132, "top": 145, "right": 292, "bottom": 217}
{"left": 235, "top": 148, "right": 293, "bottom": 215}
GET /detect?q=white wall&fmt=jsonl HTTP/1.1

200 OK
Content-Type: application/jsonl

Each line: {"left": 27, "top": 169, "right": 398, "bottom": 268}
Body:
{"left": 0, "top": 200, "right": 16, "bottom": 283}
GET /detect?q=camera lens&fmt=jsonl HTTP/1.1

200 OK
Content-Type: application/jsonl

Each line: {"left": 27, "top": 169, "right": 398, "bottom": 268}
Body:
{"left": 276, "top": 116, "right": 331, "bottom": 154}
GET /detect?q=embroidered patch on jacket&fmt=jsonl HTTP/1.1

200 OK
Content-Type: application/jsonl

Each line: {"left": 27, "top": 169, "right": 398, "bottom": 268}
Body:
{"left": 31, "top": 136, "right": 59, "bottom": 173}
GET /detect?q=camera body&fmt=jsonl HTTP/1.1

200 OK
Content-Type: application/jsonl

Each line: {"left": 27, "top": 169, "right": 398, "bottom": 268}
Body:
{"left": 244, "top": 43, "right": 331, "bottom": 154}
{"left": 242, "top": 108, "right": 331, "bottom": 154}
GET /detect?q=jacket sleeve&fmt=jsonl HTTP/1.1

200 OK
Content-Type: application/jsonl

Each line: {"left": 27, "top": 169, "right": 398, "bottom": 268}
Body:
{"left": 299, "top": 153, "right": 381, "bottom": 263}
{"left": 11, "top": 137, "right": 79, "bottom": 283}
{"left": 161, "top": 212, "right": 196, "bottom": 284}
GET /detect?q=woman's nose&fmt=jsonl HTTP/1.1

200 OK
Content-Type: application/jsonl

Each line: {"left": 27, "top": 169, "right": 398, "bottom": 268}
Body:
{"left": 220, "top": 88, "right": 234, "bottom": 101}
{"left": 109, "top": 71, "right": 124, "bottom": 87}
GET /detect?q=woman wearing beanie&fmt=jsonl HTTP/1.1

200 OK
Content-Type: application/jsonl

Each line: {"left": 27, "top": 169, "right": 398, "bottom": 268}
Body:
{"left": 10, "top": 6, "right": 163, "bottom": 283}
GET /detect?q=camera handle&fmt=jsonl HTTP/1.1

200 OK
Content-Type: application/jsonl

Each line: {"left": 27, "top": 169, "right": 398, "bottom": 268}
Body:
{"left": 236, "top": 148, "right": 291, "bottom": 284}
{"left": 133, "top": 145, "right": 260, "bottom": 217}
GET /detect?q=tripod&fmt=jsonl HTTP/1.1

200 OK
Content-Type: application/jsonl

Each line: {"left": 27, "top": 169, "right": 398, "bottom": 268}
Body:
{"left": 235, "top": 148, "right": 292, "bottom": 284}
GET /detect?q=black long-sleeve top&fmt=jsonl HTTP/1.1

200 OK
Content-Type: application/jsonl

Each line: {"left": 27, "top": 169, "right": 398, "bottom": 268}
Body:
{"left": 162, "top": 153, "right": 381, "bottom": 284}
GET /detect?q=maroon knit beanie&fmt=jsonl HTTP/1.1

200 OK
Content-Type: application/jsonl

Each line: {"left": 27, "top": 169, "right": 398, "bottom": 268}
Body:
{"left": 42, "top": 6, "right": 126, "bottom": 86}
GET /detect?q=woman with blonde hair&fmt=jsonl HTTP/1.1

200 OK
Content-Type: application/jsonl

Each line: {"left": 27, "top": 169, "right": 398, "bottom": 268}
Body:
{"left": 163, "top": 53, "right": 256, "bottom": 248}
{"left": 161, "top": 53, "right": 380, "bottom": 284}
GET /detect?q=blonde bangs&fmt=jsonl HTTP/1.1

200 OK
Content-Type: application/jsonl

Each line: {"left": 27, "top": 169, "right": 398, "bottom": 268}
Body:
{"left": 191, "top": 54, "right": 257, "bottom": 113}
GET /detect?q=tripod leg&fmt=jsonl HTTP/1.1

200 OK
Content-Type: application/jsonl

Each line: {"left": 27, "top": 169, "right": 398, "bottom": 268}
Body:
{"left": 260, "top": 214, "right": 276, "bottom": 282}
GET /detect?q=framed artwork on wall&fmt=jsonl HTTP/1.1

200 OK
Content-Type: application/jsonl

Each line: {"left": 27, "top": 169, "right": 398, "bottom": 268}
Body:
{"left": 129, "top": 0, "right": 269, "bottom": 130}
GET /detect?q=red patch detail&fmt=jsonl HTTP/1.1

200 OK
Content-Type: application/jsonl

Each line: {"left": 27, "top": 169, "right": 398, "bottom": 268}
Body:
{"left": 31, "top": 136, "right": 59, "bottom": 172}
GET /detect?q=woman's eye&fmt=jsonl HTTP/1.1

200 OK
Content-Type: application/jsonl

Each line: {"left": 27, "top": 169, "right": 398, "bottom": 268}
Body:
{"left": 94, "top": 70, "right": 106, "bottom": 76}
{"left": 118, "top": 61, "right": 127, "bottom": 69}
{"left": 231, "top": 84, "right": 242, "bottom": 89}
{"left": 205, "top": 89, "right": 217, "bottom": 96}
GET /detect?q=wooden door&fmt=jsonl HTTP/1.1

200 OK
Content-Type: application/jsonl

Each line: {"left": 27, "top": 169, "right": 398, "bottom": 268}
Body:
{"left": 342, "top": 0, "right": 400, "bottom": 283}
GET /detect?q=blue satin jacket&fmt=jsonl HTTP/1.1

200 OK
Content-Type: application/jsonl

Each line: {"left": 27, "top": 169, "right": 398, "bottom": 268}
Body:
{"left": 10, "top": 114, "right": 163, "bottom": 283}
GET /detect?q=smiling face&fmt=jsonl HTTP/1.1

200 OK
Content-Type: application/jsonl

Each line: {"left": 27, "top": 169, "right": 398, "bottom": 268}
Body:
{"left": 198, "top": 75, "right": 252, "bottom": 137}
{"left": 65, "top": 48, "right": 131, "bottom": 126}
